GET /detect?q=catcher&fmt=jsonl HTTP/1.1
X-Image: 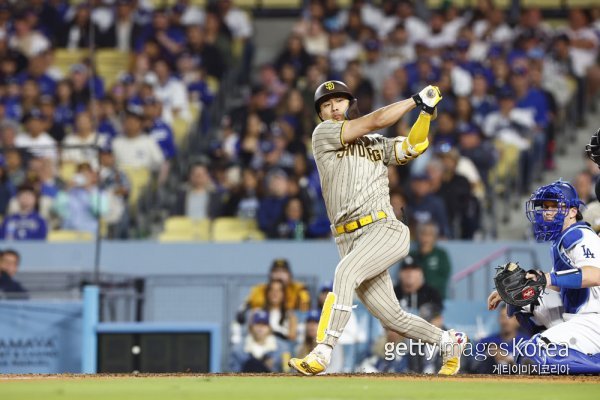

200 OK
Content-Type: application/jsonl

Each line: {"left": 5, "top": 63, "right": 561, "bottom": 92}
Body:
{"left": 488, "top": 178, "right": 600, "bottom": 373}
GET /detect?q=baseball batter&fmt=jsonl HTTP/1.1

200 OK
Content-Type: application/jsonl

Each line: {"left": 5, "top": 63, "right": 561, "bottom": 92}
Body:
{"left": 288, "top": 80, "right": 467, "bottom": 376}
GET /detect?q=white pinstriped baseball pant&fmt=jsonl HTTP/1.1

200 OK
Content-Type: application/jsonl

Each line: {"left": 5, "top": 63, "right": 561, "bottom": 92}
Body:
{"left": 322, "top": 217, "right": 443, "bottom": 347}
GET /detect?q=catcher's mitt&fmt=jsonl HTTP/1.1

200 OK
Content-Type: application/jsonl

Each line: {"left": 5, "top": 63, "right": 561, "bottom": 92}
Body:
{"left": 493, "top": 262, "right": 546, "bottom": 307}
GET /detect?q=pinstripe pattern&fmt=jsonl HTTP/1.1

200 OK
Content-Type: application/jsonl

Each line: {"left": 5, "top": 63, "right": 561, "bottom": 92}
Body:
{"left": 312, "top": 119, "right": 442, "bottom": 348}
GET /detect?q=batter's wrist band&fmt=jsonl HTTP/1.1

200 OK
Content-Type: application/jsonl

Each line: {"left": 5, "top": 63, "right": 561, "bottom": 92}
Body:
{"left": 550, "top": 270, "right": 583, "bottom": 289}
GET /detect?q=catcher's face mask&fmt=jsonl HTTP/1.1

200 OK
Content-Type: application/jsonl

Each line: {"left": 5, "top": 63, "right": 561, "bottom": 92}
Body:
{"left": 526, "top": 180, "right": 583, "bottom": 242}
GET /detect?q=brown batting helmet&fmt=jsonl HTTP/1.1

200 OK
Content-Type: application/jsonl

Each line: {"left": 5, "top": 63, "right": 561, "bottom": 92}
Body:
{"left": 314, "top": 80, "right": 359, "bottom": 120}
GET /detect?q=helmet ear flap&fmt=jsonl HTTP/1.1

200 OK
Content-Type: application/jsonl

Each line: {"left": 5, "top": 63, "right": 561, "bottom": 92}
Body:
{"left": 344, "top": 98, "right": 361, "bottom": 120}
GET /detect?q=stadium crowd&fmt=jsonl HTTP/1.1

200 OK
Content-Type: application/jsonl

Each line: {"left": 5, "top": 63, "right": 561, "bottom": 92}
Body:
{"left": 0, "top": 0, "right": 599, "bottom": 241}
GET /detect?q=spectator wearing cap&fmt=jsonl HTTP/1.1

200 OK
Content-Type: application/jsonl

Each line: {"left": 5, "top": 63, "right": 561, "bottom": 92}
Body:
{"left": 62, "top": 111, "right": 102, "bottom": 169}
{"left": 39, "top": 95, "right": 66, "bottom": 143}
{"left": 143, "top": 97, "right": 177, "bottom": 161}
{"left": 112, "top": 107, "right": 165, "bottom": 172}
{"left": 98, "top": 144, "right": 130, "bottom": 239}
{"left": 0, "top": 249, "right": 27, "bottom": 295}
{"left": 170, "top": 163, "right": 222, "bottom": 220}
{"left": 229, "top": 310, "right": 289, "bottom": 373}
{"left": 408, "top": 222, "right": 452, "bottom": 299}
{"left": 53, "top": 162, "right": 108, "bottom": 234}
{"left": 262, "top": 279, "right": 298, "bottom": 341}
{"left": 295, "top": 310, "right": 321, "bottom": 359}
{"left": 406, "top": 172, "right": 451, "bottom": 239}
{"left": 242, "top": 259, "right": 310, "bottom": 314}
{"left": 15, "top": 108, "right": 58, "bottom": 161}
{"left": 257, "top": 169, "right": 289, "bottom": 236}
{"left": 0, "top": 184, "right": 47, "bottom": 240}
{"left": 394, "top": 256, "right": 443, "bottom": 318}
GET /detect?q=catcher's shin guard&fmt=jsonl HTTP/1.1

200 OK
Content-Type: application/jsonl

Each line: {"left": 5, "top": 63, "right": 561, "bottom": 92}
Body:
{"left": 316, "top": 292, "right": 352, "bottom": 344}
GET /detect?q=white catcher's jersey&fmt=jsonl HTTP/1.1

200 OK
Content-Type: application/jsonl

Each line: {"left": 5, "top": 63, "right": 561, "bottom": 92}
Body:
{"left": 311, "top": 119, "right": 407, "bottom": 226}
{"left": 553, "top": 223, "right": 600, "bottom": 315}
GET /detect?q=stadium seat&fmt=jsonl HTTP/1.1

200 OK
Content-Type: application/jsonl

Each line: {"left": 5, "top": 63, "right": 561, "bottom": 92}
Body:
{"left": 47, "top": 230, "right": 94, "bottom": 242}
{"left": 158, "top": 231, "right": 195, "bottom": 242}
{"left": 53, "top": 49, "right": 89, "bottom": 76}
{"left": 122, "top": 167, "right": 151, "bottom": 208}
{"left": 212, "top": 217, "right": 265, "bottom": 242}
{"left": 163, "top": 217, "right": 211, "bottom": 241}
{"left": 95, "top": 50, "right": 130, "bottom": 89}
{"left": 172, "top": 117, "right": 190, "bottom": 147}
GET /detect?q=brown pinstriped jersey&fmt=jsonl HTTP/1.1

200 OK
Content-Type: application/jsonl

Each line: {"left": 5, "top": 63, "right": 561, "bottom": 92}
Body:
{"left": 311, "top": 119, "right": 405, "bottom": 226}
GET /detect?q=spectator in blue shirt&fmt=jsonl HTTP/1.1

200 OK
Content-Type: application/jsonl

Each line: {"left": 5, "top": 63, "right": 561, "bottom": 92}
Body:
{"left": 0, "top": 184, "right": 47, "bottom": 240}
{"left": 257, "top": 169, "right": 289, "bottom": 235}
{"left": 143, "top": 97, "right": 177, "bottom": 159}
{"left": 406, "top": 172, "right": 451, "bottom": 239}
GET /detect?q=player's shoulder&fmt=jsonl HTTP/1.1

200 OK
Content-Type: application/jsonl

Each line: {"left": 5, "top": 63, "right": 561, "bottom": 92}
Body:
{"left": 313, "top": 119, "right": 344, "bottom": 134}
{"left": 563, "top": 223, "right": 598, "bottom": 250}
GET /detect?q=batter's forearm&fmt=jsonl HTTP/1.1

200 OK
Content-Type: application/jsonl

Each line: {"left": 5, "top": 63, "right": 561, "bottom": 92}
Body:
{"left": 370, "top": 98, "right": 418, "bottom": 130}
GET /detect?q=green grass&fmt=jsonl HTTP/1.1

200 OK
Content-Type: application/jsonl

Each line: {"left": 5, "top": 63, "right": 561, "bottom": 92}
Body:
{"left": 1, "top": 376, "right": 599, "bottom": 400}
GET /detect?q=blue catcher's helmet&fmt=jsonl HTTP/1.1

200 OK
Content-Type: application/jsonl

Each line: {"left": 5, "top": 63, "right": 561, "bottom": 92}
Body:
{"left": 525, "top": 180, "right": 584, "bottom": 242}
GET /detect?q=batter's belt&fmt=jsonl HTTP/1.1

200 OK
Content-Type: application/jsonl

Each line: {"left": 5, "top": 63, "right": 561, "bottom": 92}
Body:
{"left": 332, "top": 210, "right": 387, "bottom": 235}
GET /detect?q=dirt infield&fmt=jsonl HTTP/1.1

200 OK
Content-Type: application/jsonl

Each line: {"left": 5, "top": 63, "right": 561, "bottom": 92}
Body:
{"left": 1, "top": 373, "right": 598, "bottom": 383}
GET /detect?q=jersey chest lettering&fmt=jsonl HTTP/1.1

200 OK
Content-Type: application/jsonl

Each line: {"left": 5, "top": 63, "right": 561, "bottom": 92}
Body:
{"left": 336, "top": 142, "right": 382, "bottom": 162}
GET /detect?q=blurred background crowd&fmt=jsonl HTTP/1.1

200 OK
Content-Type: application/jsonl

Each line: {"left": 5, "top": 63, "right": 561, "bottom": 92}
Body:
{"left": 0, "top": 0, "right": 598, "bottom": 242}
